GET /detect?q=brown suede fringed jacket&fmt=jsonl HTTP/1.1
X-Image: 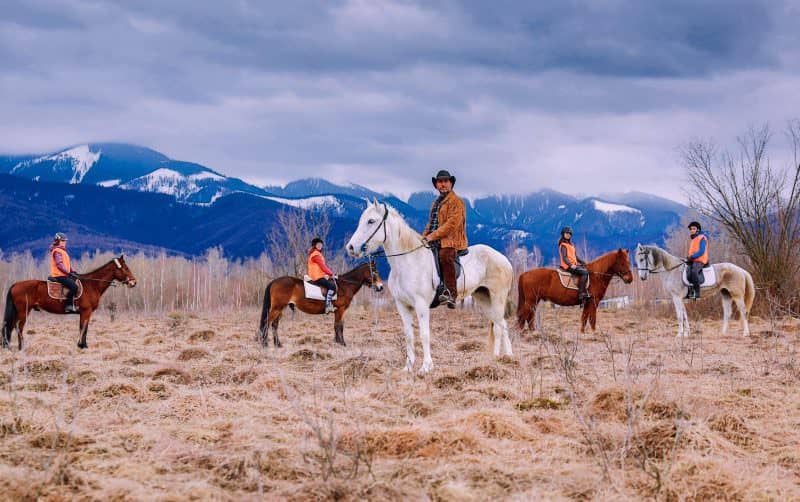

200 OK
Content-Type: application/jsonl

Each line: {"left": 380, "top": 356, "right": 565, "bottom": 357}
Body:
{"left": 423, "top": 191, "right": 468, "bottom": 251}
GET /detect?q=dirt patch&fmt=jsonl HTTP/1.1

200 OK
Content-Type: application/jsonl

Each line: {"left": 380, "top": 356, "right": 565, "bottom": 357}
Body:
{"left": 515, "top": 397, "right": 565, "bottom": 411}
{"left": 22, "top": 359, "right": 65, "bottom": 375}
{"left": 152, "top": 367, "right": 192, "bottom": 384}
{"left": 456, "top": 341, "right": 483, "bottom": 352}
{"left": 188, "top": 330, "right": 216, "bottom": 342}
{"left": 464, "top": 365, "right": 508, "bottom": 381}
{"left": 339, "top": 427, "right": 481, "bottom": 458}
{"left": 289, "top": 349, "right": 332, "bottom": 362}
{"left": 178, "top": 348, "right": 209, "bottom": 361}
{"left": 709, "top": 413, "right": 756, "bottom": 449}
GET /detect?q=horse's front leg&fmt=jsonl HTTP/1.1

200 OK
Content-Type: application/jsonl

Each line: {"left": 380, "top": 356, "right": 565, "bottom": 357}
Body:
{"left": 333, "top": 309, "right": 345, "bottom": 346}
{"left": 415, "top": 299, "right": 433, "bottom": 375}
{"left": 16, "top": 312, "right": 27, "bottom": 351}
{"left": 580, "top": 307, "right": 589, "bottom": 333}
{"left": 671, "top": 295, "right": 688, "bottom": 337}
{"left": 589, "top": 304, "right": 598, "bottom": 331}
{"left": 77, "top": 311, "right": 90, "bottom": 349}
{"left": 396, "top": 301, "right": 416, "bottom": 372}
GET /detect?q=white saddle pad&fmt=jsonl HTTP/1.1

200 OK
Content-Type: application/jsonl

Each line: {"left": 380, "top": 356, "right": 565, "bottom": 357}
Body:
{"left": 682, "top": 264, "right": 717, "bottom": 288}
{"left": 303, "top": 275, "right": 337, "bottom": 301}
{"left": 557, "top": 268, "right": 590, "bottom": 291}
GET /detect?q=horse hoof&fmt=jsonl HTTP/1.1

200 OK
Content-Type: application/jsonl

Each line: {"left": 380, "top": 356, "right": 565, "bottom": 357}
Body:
{"left": 334, "top": 338, "right": 346, "bottom": 346}
{"left": 274, "top": 341, "right": 283, "bottom": 348}
{"left": 77, "top": 342, "right": 88, "bottom": 349}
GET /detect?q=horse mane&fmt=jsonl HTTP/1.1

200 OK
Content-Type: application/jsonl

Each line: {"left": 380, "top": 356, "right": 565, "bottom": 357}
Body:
{"left": 646, "top": 245, "right": 683, "bottom": 269}
{"left": 586, "top": 249, "right": 624, "bottom": 273}
{"left": 383, "top": 204, "right": 423, "bottom": 252}
{"left": 340, "top": 261, "right": 370, "bottom": 279}
{"left": 82, "top": 257, "right": 120, "bottom": 276}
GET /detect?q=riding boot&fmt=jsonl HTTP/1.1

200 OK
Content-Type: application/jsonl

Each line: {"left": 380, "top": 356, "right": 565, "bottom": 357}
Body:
{"left": 693, "top": 284, "right": 701, "bottom": 299}
{"left": 64, "top": 295, "right": 78, "bottom": 314}
{"left": 577, "top": 274, "right": 591, "bottom": 301}
{"left": 324, "top": 290, "right": 336, "bottom": 314}
{"left": 439, "top": 248, "right": 458, "bottom": 309}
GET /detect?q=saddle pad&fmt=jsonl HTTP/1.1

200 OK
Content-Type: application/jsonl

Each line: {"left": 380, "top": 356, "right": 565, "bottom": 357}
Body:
{"left": 46, "top": 280, "right": 83, "bottom": 300}
{"left": 302, "top": 275, "right": 337, "bottom": 301}
{"left": 682, "top": 264, "right": 717, "bottom": 288}
{"left": 557, "top": 269, "right": 589, "bottom": 291}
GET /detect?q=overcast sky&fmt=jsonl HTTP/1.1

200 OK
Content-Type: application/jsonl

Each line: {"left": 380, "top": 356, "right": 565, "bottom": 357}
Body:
{"left": 2, "top": 0, "right": 799, "bottom": 201}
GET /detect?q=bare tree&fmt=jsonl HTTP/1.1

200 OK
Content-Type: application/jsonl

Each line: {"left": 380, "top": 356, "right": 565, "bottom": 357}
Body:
{"left": 683, "top": 122, "right": 800, "bottom": 305}
{"left": 267, "top": 208, "right": 331, "bottom": 277}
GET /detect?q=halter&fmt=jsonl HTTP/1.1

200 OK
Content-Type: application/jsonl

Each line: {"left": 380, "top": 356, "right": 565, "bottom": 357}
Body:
{"left": 359, "top": 203, "right": 389, "bottom": 254}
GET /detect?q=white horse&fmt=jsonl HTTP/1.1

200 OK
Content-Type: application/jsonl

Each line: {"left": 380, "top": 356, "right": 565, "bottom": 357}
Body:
{"left": 635, "top": 244, "right": 755, "bottom": 337}
{"left": 346, "top": 201, "right": 514, "bottom": 374}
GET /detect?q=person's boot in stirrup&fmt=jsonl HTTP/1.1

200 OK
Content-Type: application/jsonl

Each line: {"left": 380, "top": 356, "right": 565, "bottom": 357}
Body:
{"left": 64, "top": 293, "right": 78, "bottom": 314}
{"left": 439, "top": 249, "right": 458, "bottom": 309}
{"left": 324, "top": 290, "right": 336, "bottom": 314}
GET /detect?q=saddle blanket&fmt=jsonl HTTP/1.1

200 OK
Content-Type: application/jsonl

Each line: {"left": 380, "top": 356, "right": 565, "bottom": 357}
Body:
{"left": 46, "top": 279, "right": 83, "bottom": 300}
{"left": 557, "top": 269, "right": 590, "bottom": 291}
{"left": 303, "top": 275, "right": 337, "bottom": 301}
{"left": 682, "top": 264, "right": 717, "bottom": 288}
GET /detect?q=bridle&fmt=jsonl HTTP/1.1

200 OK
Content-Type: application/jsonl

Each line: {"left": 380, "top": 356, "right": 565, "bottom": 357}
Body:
{"left": 636, "top": 247, "right": 684, "bottom": 274}
{"left": 336, "top": 260, "right": 383, "bottom": 291}
{"left": 358, "top": 203, "right": 427, "bottom": 258}
{"left": 75, "top": 258, "right": 135, "bottom": 286}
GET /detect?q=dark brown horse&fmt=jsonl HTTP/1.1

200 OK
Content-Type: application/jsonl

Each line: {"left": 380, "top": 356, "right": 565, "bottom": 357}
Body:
{"left": 258, "top": 260, "right": 383, "bottom": 347}
{"left": 517, "top": 249, "right": 633, "bottom": 333}
{"left": 2, "top": 256, "right": 137, "bottom": 350}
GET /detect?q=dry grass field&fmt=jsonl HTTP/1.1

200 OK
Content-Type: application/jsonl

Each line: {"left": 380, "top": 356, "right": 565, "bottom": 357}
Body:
{"left": 1, "top": 301, "right": 799, "bottom": 500}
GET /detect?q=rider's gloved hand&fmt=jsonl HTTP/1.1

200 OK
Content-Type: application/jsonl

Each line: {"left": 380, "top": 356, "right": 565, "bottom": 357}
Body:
{"left": 69, "top": 272, "right": 79, "bottom": 279}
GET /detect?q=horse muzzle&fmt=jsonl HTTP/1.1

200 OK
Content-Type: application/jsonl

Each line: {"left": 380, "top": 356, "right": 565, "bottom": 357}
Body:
{"left": 374, "top": 283, "right": 384, "bottom": 293}
{"left": 126, "top": 279, "right": 137, "bottom": 288}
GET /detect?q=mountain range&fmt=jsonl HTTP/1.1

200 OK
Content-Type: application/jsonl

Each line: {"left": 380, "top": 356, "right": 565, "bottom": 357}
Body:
{"left": 0, "top": 143, "right": 687, "bottom": 264}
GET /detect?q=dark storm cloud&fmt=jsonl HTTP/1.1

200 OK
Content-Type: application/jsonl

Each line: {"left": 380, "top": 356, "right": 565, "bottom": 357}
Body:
{"left": 0, "top": 0, "right": 797, "bottom": 200}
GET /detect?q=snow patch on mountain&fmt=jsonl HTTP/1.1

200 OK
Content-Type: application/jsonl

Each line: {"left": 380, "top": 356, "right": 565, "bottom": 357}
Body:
{"left": 121, "top": 168, "right": 204, "bottom": 199}
{"left": 11, "top": 144, "right": 101, "bottom": 183}
{"left": 97, "top": 179, "right": 121, "bottom": 187}
{"left": 189, "top": 171, "right": 225, "bottom": 181}
{"left": 592, "top": 200, "right": 640, "bottom": 214}
{"left": 264, "top": 195, "right": 344, "bottom": 212}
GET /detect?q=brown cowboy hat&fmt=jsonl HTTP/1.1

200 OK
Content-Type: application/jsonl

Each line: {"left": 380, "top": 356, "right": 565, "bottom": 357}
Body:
{"left": 431, "top": 170, "right": 456, "bottom": 187}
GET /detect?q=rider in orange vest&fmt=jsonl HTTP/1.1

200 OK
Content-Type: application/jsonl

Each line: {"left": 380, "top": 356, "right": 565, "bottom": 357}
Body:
{"left": 49, "top": 232, "right": 80, "bottom": 313}
{"left": 685, "top": 221, "right": 709, "bottom": 299}
{"left": 558, "top": 226, "right": 591, "bottom": 301}
{"left": 307, "top": 237, "right": 337, "bottom": 314}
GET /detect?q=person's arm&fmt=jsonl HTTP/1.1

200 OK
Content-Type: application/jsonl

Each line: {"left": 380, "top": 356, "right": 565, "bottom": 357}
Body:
{"left": 311, "top": 255, "right": 334, "bottom": 276}
{"left": 427, "top": 198, "right": 463, "bottom": 242}
{"left": 688, "top": 238, "right": 707, "bottom": 260}
{"left": 53, "top": 251, "right": 70, "bottom": 275}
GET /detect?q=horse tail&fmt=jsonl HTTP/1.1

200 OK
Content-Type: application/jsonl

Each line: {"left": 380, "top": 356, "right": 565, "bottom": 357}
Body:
{"left": 516, "top": 275, "right": 527, "bottom": 327}
{"left": 2, "top": 286, "right": 17, "bottom": 346}
{"left": 744, "top": 271, "right": 755, "bottom": 316}
{"left": 258, "top": 281, "right": 273, "bottom": 342}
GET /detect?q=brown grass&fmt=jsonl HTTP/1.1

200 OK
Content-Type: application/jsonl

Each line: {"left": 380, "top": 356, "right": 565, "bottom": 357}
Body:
{"left": 0, "top": 305, "right": 799, "bottom": 499}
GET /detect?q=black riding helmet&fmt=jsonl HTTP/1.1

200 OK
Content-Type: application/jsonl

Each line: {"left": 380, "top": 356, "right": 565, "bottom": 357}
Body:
{"left": 687, "top": 221, "right": 702, "bottom": 232}
{"left": 560, "top": 226, "right": 573, "bottom": 235}
{"left": 311, "top": 237, "right": 324, "bottom": 247}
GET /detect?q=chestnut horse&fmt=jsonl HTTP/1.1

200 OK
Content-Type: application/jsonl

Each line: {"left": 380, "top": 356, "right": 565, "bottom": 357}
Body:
{"left": 517, "top": 249, "right": 634, "bottom": 333}
{"left": 258, "top": 260, "right": 383, "bottom": 347}
{"left": 2, "top": 256, "right": 137, "bottom": 350}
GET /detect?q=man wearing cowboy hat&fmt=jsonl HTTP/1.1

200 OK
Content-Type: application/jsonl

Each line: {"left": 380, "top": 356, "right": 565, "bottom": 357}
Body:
{"left": 422, "top": 170, "right": 467, "bottom": 308}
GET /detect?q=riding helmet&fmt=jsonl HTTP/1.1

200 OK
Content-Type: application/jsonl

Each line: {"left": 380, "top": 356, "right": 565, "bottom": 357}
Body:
{"left": 560, "top": 226, "right": 573, "bottom": 235}
{"left": 54, "top": 232, "right": 68, "bottom": 241}
{"left": 687, "top": 221, "right": 702, "bottom": 231}
{"left": 311, "top": 237, "right": 324, "bottom": 247}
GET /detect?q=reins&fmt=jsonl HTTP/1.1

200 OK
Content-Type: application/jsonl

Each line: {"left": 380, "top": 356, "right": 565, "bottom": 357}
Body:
{"left": 359, "top": 202, "right": 429, "bottom": 259}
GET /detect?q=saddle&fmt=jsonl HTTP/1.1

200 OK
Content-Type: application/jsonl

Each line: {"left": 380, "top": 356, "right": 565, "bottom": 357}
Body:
{"left": 431, "top": 248, "right": 468, "bottom": 281}
{"left": 682, "top": 263, "right": 717, "bottom": 288}
{"left": 557, "top": 268, "right": 590, "bottom": 291}
{"left": 46, "top": 279, "right": 84, "bottom": 300}
{"left": 302, "top": 275, "right": 338, "bottom": 301}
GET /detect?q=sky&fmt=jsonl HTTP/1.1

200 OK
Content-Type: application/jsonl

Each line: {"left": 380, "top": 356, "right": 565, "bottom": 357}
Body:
{"left": 1, "top": 0, "right": 799, "bottom": 202}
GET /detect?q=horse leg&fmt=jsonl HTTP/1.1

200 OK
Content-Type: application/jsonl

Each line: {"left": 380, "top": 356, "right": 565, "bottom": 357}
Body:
{"left": 333, "top": 310, "right": 345, "bottom": 346}
{"left": 16, "top": 311, "right": 27, "bottom": 351}
{"left": 671, "top": 295, "right": 687, "bottom": 337}
{"left": 493, "top": 296, "right": 512, "bottom": 357}
{"left": 733, "top": 296, "right": 750, "bottom": 337}
{"left": 415, "top": 300, "right": 433, "bottom": 374}
{"left": 77, "top": 311, "right": 91, "bottom": 349}
{"left": 396, "top": 301, "right": 416, "bottom": 372}
{"left": 589, "top": 305, "right": 598, "bottom": 331}
{"left": 533, "top": 300, "right": 543, "bottom": 333}
{"left": 720, "top": 290, "right": 732, "bottom": 335}
{"left": 580, "top": 307, "right": 589, "bottom": 334}
{"left": 271, "top": 313, "right": 283, "bottom": 348}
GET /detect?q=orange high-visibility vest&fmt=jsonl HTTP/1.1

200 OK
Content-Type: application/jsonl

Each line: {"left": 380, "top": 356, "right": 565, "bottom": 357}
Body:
{"left": 559, "top": 242, "right": 578, "bottom": 270}
{"left": 50, "top": 247, "right": 71, "bottom": 277}
{"left": 307, "top": 249, "right": 328, "bottom": 281}
{"left": 687, "top": 234, "right": 709, "bottom": 265}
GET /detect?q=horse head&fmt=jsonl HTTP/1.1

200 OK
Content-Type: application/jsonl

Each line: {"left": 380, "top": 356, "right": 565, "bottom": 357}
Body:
{"left": 346, "top": 200, "right": 389, "bottom": 258}
{"left": 112, "top": 255, "right": 137, "bottom": 288}
{"left": 635, "top": 243, "right": 652, "bottom": 281}
{"left": 368, "top": 259, "right": 385, "bottom": 292}
{"left": 615, "top": 249, "right": 634, "bottom": 283}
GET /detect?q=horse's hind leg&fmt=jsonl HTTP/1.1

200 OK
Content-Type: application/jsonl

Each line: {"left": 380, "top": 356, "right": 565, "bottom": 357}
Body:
{"left": 16, "top": 311, "right": 28, "bottom": 351}
{"left": 733, "top": 296, "right": 750, "bottom": 337}
{"left": 720, "top": 290, "right": 732, "bottom": 335}
{"left": 271, "top": 313, "right": 283, "bottom": 348}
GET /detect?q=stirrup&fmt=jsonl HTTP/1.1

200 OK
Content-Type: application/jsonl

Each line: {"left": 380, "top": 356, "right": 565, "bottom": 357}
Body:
{"left": 324, "top": 303, "right": 336, "bottom": 314}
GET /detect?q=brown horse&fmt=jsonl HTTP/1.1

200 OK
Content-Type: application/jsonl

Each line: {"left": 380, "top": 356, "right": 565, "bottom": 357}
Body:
{"left": 2, "top": 256, "right": 137, "bottom": 350}
{"left": 517, "top": 249, "right": 633, "bottom": 333}
{"left": 258, "top": 260, "right": 384, "bottom": 347}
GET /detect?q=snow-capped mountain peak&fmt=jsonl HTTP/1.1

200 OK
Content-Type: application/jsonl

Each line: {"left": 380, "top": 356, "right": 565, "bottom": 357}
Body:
{"left": 11, "top": 144, "right": 101, "bottom": 184}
